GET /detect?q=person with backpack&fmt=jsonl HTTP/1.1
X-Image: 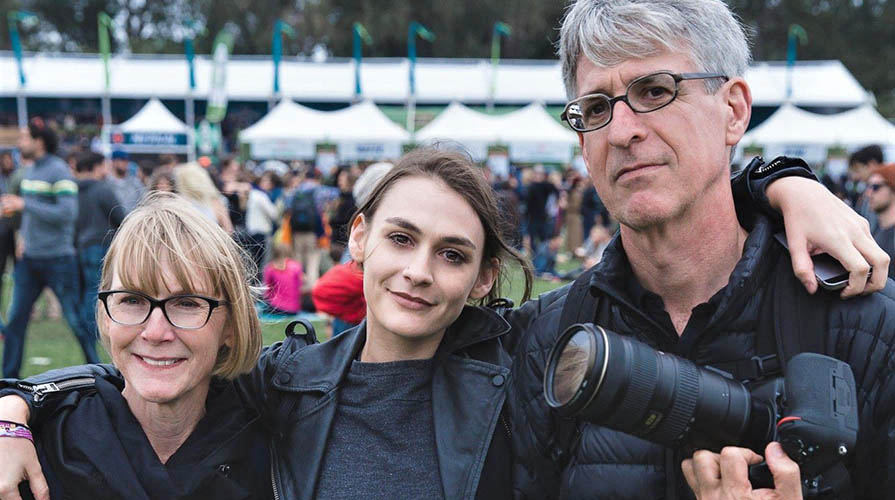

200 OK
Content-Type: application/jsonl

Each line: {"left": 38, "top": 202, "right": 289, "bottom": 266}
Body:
{"left": 508, "top": 1, "right": 895, "bottom": 499}
{"left": 286, "top": 168, "right": 324, "bottom": 291}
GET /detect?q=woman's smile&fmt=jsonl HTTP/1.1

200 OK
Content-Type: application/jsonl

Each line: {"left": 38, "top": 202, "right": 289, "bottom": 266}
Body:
{"left": 388, "top": 289, "right": 435, "bottom": 310}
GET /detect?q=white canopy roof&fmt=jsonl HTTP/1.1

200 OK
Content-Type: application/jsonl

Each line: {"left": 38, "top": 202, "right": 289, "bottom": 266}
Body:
{"left": 118, "top": 97, "right": 187, "bottom": 134}
{"left": 239, "top": 99, "right": 327, "bottom": 159}
{"left": 415, "top": 102, "right": 497, "bottom": 159}
{"left": 326, "top": 100, "right": 410, "bottom": 142}
{"left": 239, "top": 99, "right": 329, "bottom": 141}
{"left": 738, "top": 103, "right": 895, "bottom": 162}
{"left": 101, "top": 97, "right": 191, "bottom": 155}
{"left": 416, "top": 101, "right": 576, "bottom": 162}
{"left": 326, "top": 100, "right": 409, "bottom": 161}
{"left": 0, "top": 52, "right": 873, "bottom": 109}
{"left": 240, "top": 99, "right": 408, "bottom": 161}
{"left": 494, "top": 103, "right": 577, "bottom": 163}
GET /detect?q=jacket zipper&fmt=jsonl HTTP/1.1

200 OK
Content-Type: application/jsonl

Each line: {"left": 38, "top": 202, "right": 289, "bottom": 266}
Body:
{"left": 269, "top": 444, "right": 281, "bottom": 500}
{"left": 21, "top": 377, "right": 95, "bottom": 403}
{"left": 499, "top": 412, "right": 512, "bottom": 442}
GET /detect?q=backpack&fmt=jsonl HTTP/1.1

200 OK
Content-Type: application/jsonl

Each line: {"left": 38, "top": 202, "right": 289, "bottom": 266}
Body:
{"left": 289, "top": 188, "right": 318, "bottom": 232}
{"left": 555, "top": 239, "right": 851, "bottom": 498}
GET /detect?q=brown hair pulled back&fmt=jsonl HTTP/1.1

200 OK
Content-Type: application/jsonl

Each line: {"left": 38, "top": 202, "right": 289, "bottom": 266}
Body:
{"left": 353, "top": 147, "right": 533, "bottom": 304}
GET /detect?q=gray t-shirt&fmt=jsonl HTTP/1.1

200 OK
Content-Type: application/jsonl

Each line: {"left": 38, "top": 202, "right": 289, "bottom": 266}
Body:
{"left": 315, "top": 357, "right": 445, "bottom": 499}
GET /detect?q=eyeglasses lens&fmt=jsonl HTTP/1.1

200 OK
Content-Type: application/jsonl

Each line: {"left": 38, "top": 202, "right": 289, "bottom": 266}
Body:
{"left": 627, "top": 73, "right": 677, "bottom": 112}
{"left": 106, "top": 292, "right": 211, "bottom": 329}
{"left": 565, "top": 73, "right": 678, "bottom": 132}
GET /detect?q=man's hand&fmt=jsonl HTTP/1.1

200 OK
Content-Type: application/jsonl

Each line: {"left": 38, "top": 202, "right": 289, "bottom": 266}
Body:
{"left": 682, "top": 443, "right": 802, "bottom": 500}
{"left": 0, "top": 396, "right": 48, "bottom": 500}
{"left": 0, "top": 195, "right": 24, "bottom": 216}
{"left": 767, "top": 176, "right": 888, "bottom": 298}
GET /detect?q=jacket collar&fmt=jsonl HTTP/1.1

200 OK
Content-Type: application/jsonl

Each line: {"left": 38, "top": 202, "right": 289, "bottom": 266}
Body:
{"left": 587, "top": 216, "right": 780, "bottom": 329}
{"left": 272, "top": 304, "right": 510, "bottom": 392}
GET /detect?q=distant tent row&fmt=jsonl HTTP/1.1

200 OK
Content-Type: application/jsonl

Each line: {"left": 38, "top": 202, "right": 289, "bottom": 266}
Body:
{"left": 239, "top": 100, "right": 578, "bottom": 164}
{"left": 736, "top": 103, "right": 895, "bottom": 163}
{"left": 240, "top": 100, "right": 409, "bottom": 162}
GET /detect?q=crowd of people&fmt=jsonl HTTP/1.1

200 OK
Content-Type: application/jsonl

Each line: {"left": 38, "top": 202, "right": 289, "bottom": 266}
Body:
{"left": 0, "top": 0, "right": 892, "bottom": 499}
{"left": 0, "top": 120, "right": 625, "bottom": 356}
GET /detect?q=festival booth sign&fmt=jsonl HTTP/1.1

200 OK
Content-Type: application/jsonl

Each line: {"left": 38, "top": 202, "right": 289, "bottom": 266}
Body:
{"left": 103, "top": 98, "right": 191, "bottom": 154}
{"left": 737, "top": 103, "right": 895, "bottom": 164}
{"left": 327, "top": 100, "right": 410, "bottom": 162}
{"left": 239, "top": 99, "right": 329, "bottom": 160}
{"left": 495, "top": 103, "right": 578, "bottom": 164}
{"left": 415, "top": 101, "right": 498, "bottom": 161}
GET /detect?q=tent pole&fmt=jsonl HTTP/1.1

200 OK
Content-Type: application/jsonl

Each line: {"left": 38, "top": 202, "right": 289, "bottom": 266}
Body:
{"left": 186, "top": 91, "right": 196, "bottom": 162}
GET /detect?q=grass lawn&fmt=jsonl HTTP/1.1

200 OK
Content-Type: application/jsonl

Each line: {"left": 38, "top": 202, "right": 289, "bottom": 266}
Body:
{"left": 0, "top": 262, "right": 572, "bottom": 377}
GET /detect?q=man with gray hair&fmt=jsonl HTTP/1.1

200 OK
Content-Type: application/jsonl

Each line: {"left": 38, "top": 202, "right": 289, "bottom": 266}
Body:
{"left": 509, "top": 1, "right": 895, "bottom": 498}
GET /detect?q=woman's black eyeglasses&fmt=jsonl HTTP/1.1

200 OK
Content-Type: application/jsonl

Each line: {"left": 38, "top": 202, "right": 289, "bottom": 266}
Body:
{"left": 98, "top": 290, "right": 227, "bottom": 330}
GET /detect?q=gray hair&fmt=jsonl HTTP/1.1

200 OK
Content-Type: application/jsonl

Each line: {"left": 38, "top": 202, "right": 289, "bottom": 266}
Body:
{"left": 352, "top": 162, "right": 394, "bottom": 206}
{"left": 559, "top": 0, "right": 751, "bottom": 99}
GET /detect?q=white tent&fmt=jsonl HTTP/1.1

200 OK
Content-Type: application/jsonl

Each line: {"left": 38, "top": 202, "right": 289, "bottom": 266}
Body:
{"left": 495, "top": 103, "right": 578, "bottom": 163}
{"left": 415, "top": 102, "right": 498, "bottom": 160}
{"left": 416, "top": 101, "right": 577, "bottom": 163}
{"left": 738, "top": 103, "right": 895, "bottom": 163}
{"left": 326, "top": 100, "right": 410, "bottom": 161}
{"left": 103, "top": 97, "right": 191, "bottom": 154}
{"left": 239, "top": 99, "right": 330, "bottom": 159}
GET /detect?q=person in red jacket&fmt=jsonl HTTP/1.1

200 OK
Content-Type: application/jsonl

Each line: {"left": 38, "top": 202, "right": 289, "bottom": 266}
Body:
{"left": 312, "top": 260, "right": 365, "bottom": 336}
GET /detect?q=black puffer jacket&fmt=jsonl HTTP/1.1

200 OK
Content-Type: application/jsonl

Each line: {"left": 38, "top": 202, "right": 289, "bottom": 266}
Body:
{"left": 508, "top": 216, "right": 895, "bottom": 499}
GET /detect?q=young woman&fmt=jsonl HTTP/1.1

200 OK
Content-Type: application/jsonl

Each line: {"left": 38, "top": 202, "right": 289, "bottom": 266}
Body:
{"left": 0, "top": 148, "right": 885, "bottom": 499}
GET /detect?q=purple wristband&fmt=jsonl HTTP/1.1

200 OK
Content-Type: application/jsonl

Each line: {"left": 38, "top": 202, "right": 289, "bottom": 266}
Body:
{"left": 0, "top": 420, "right": 33, "bottom": 442}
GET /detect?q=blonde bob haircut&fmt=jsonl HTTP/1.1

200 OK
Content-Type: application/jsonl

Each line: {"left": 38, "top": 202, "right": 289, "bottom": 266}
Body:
{"left": 174, "top": 162, "right": 221, "bottom": 204}
{"left": 97, "top": 192, "right": 262, "bottom": 379}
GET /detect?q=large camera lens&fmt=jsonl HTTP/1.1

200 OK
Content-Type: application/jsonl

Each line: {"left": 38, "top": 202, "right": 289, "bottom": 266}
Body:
{"left": 544, "top": 324, "right": 771, "bottom": 451}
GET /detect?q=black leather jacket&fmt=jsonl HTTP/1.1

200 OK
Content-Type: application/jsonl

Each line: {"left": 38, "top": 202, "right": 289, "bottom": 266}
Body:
{"left": 237, "top": 304, "right": 515, "bottom": 500}
{"left": 508, "top": 216, "right": 895, "bottom": 499}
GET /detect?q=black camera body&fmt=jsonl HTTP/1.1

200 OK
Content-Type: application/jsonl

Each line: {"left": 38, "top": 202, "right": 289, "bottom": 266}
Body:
{"left": 543, "top": 323, "right": 858, "bottom": 490}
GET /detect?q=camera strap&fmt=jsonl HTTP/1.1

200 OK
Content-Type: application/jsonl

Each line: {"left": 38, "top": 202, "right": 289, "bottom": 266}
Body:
{"left": 718, "top": 245, "right": 830, "bottom": 382}
{"left": 762, "top": 240, "right": 830, "bottom": 369}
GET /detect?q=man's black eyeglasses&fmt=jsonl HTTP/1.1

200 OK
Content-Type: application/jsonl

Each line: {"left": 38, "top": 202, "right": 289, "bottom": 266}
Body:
{"left": 98, "top": 290, "right": 227, "bottom": 330}
{"left": 561, "top": 71, "right": 729, "bottom": 133}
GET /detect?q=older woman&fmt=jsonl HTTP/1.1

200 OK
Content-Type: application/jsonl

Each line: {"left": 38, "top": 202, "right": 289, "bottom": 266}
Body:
{"left": 0, "top": 193, "right": 270, "bottom": 499}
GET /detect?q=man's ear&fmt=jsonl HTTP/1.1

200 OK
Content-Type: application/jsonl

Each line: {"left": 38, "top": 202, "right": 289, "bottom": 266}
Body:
{"left": 724, "top": 77, "right": 752, "bottom": 147}
{"left": 348, "top": 214, "right": 368, "bottom": 264}
{"left": 469, "top": 257, "right": 499, "bottom": 300}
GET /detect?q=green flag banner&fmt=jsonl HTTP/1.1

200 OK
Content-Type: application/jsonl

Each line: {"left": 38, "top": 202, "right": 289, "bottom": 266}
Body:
{"left": 207, "top": 30, "right": 234, "bottom": 124}
{"left": 97, "top": 12, "right": 113, "bottom": 91}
